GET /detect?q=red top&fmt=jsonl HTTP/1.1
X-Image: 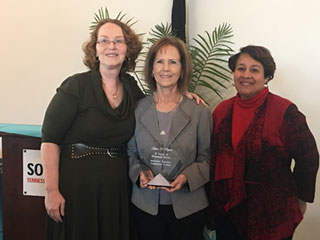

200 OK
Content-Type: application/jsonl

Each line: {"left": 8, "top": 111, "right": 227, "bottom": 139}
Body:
{"left": 232, "top": 87, "right": 269, "bottom": 150}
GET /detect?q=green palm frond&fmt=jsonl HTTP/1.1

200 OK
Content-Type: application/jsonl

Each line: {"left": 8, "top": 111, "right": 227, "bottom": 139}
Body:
{"left": 89, "top": 7, "right": 137, "bottom": 32}
{"left": 147, "top": 23, "right": 175, "bottom": 44}
{"left": 115, "top": 11, "right": 138, "bottom": 27}
{"left": 90, "top": 7, "right": 110, "bottom": 31}
{"left": 190, "top": 23, "right": 234, "bottom": 101}
{"left": 132, "top": 70, "right": 153, "bottom": 96}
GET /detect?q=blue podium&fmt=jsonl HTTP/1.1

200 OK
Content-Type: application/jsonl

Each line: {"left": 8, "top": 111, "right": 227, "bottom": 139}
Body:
{"left": 0, "top": 124, "right": 45, "bottom": 240}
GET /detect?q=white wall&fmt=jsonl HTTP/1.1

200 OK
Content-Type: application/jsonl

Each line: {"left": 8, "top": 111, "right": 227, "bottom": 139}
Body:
{"left": 0, "top": 0, "right": 319, "bottom": 238}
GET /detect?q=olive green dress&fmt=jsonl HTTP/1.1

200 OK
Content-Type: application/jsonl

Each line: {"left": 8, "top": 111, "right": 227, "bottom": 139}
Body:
{"left": 42, "top": 70, "right": 144, "bottom": 240}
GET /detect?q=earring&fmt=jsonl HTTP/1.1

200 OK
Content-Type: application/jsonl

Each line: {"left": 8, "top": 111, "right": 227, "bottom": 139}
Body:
{"left": 95, "top": 56, "right": 99, "bottom": 62}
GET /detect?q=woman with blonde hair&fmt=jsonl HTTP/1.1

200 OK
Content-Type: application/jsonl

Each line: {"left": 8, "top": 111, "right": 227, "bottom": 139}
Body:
{"left": 128, "top": 37, "right": 212, "bottom": 240}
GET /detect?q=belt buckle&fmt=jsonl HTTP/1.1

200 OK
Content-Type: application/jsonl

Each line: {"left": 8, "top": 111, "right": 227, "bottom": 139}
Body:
{"left": 107, "top": 148, "right": 117, "bottom": 158}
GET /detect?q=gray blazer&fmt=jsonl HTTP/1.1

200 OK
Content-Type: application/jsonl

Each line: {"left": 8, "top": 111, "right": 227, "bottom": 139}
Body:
{"left": 127, "top": 95, "right": 212, "bottom": 219}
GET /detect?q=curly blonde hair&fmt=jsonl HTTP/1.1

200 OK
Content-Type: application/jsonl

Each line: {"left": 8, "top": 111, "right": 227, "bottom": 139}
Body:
{"left": 83, "top": 19, "right": 142, "bottom": 73}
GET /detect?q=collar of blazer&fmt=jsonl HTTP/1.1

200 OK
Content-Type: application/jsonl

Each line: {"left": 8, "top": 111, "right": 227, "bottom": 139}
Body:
{"left": 140, "top": 96, "right": 190, "bottom": 147}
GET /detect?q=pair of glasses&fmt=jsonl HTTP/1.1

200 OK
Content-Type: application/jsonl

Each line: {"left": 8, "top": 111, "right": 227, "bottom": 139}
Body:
{"left": 96, "top": 38, "right": 126, "bottom": 47}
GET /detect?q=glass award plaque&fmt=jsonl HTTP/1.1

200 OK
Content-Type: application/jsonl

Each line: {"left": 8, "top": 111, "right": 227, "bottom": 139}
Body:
{"left": 147, "top": 173, "right": 172, "bottom": 188}
{"left": 145, "top": 147, "right": 183, "bottom": 187}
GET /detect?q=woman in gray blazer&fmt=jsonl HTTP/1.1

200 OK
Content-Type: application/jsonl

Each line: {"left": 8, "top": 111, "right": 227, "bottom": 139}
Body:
{"left": 127, "top": 37, "right": 212, "bottom": 240}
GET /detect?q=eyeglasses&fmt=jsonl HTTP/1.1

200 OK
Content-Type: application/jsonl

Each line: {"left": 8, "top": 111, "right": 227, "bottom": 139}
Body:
{"left": 96, "top": 38, "right": 126, "bottom": 48}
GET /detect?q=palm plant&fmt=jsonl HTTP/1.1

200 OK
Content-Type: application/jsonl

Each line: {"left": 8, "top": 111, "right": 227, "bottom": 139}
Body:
{"left": 90, "top": 7, "right": 234, "bottom": 105}
{"left": 89, "top": 7, "right": 137, "bottom": 31}
{"left": 190, "top": 23, "right": 234, "bottom": 101}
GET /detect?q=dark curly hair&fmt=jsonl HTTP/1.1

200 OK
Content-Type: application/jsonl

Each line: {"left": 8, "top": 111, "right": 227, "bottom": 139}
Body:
{"left": 228, "top": 45, "right": 276, "bottom": 81}
{"left": 144, "top": 37, "right": 192, "bottom": 93}
{"left": 82, "top": 19, "right": 142, "bottom": 73}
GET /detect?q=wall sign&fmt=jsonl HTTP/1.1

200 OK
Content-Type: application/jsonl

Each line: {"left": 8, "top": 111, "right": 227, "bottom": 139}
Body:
{"left": 23, "top": 149, "right": 45, "bottom": 197}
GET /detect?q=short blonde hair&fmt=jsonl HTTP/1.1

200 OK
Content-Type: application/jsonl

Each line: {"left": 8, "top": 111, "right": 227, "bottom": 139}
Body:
{"left": 144, "top": 37, "right": 192, "bottom": 92}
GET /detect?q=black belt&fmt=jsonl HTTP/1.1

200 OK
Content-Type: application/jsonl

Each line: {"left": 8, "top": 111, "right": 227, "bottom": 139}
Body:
{"left": 70, "top": 143, "right": 126, "bottom": 159}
